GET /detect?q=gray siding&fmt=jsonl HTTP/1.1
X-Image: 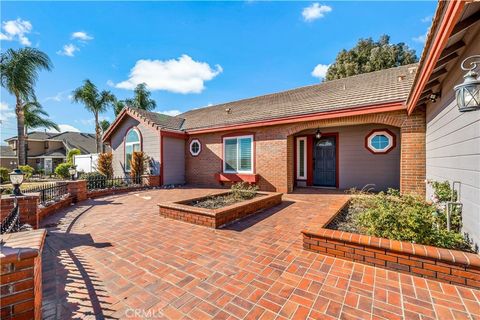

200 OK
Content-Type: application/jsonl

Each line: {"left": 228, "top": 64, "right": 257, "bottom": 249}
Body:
{"left": 110, "top": 116, "right": 161, "bottom": 177}
{"left": 334, "top": 124, "right": 400, "bottom": 191}
{"left": 425, "top": 34, "right": 480, "bottom": 248}
{"left": 163, "top": 137, "right": 185, "bottom": 185}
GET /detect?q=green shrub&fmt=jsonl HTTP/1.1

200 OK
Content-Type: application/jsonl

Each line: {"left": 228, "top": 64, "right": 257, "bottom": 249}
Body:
{"left": 231, "top": 182, "right": 259, "bottom": 200}
{"left": 429, "top": 180, "right": 462, "bottom": 232}
{"left": 351, "top": 189, "right": 471, "bottom": 251}
{"left": 55, "top": 163, "right": 72, "bottom": 179}
{"left": 0, "top": 167, "right": 10, "bottom": 184}
{"left": 80, "top": 171, "right": 107, "bottom": 189}
{"left": 67, "top": 148, "right": 81, "bottom": 163}
{"left": 18, "top": 165, "right": 34, "bottom": 179}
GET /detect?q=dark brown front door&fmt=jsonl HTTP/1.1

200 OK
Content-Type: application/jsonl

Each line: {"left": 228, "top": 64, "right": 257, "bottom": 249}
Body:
{"left": 313, "top": 136, "right": 336, "bottom": 187}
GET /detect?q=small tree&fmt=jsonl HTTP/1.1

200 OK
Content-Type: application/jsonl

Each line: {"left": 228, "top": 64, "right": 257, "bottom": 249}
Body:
{"left": 97, "top": 153, "right": 113, "bottom": 178}
{"left": 67, "top": 148, "right": 81, "bottom": 164}
{"left": 130, "top": 151, "right": 146, "bottom": 180}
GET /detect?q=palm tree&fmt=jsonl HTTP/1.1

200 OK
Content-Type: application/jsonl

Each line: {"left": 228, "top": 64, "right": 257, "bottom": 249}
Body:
{"left": 23, "top": 101, "right": 60, "bottom": 161}
{"left": 72, "top": 80, "right": 115, "bottom": 153}
{"left": 0, "top": 48, "right": 53, "bottom": 165}
{"left": 99, "top": 119, "right": 110, "bottom": 133}
{"left": 125, "top": 83, "right": 156, "bottom": 111}
{"left": 113, "top": 100, "right": 125, "bottom": 117}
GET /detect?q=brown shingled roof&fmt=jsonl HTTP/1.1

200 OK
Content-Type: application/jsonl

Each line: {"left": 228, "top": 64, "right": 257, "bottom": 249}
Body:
{"left": 179, "top": 64, "right": 417, "bottom": 131}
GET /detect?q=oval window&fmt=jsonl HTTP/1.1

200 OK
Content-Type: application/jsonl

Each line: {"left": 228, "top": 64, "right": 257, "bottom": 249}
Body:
{"left": 366, "top": 130, "right": 395, "bottom": 154}
{"left": 189, "top": 139, "right": 201, "bottom": 156}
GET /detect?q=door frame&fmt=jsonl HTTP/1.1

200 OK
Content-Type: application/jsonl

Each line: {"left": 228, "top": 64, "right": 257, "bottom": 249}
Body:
{"left": 294, "top": 132, "right": 339, "bottom": 189}
{"left": 313, "top": 132, "right": 339, "bottom": 189}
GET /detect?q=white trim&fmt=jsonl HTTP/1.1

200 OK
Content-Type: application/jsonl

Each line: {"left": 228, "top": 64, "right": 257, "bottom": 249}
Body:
{"left": 296, "top": 137, "right": 307, "bottom": 180}
{"left": 189, "top": 139, "right": 202, "bottom": 156}
{"left": 125, "top": 128, "right": 141, "bottom": 172}
{"left": 222, "top": 135, "right": 254, "bottom": 174}
{"left": 367, "top": 131, "right": 394, "bottom": 153}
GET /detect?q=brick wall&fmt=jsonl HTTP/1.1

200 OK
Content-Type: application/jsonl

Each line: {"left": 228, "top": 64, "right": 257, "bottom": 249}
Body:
{"left": 0, "top": 229, "right": 46, "bottom": 320}
{"left": 0, "top": 195, "right": 40, "bottom": 228}
{"left": 186, "top": 109, "right": 426, "bottom": 195}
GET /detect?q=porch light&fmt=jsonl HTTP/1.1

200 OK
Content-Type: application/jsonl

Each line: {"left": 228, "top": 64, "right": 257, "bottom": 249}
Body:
{"left": 315, "top": 129, "right": 322, "bottom": 139}
{"left": 454, "top": 55, "right": 480, "bottom": 112}
{"left": 68, "top": 166, "right": 76, "bottom": 181}
{"left": 9, "top": 169, "right": 24, "bottom": 197}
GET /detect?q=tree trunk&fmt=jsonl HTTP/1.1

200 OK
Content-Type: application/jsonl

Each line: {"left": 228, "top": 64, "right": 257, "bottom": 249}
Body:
{"left": 15, "top": 96, "right": 26, "bottom": 166}
{"left": 95, "top": 112, "right": 101, "bottom": 153}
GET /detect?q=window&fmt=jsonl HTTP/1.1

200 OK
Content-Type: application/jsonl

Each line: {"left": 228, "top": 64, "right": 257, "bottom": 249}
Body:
{"left": 365, "top": 129, "right": 395, "bottom": 154}
{"left": 125, "top": 128, "right": 141, "bottom": 172}
{"left": 189, "top": 139, "right": 201, "bottom": 156}
{"left": 296, "top": 137, "right": 307, "bottom": 179}
{"left": 223, "top": 135, "right": 253, "bottom": 173}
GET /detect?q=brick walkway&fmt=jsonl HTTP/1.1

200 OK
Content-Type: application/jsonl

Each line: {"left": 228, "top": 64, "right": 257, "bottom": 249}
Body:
{"left": 41, "top": 188, "right": 480, "bottom": 319}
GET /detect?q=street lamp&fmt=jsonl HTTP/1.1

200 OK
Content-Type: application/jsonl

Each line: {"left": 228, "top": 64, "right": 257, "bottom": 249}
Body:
{"left": 454, "top": 55, "right": 480, "bottom": 112}
{"left": 68, "top": 166, "right": 77, "bottom": 181}
{"left": 9, "top": 169, "right": 25, "bottom": 197}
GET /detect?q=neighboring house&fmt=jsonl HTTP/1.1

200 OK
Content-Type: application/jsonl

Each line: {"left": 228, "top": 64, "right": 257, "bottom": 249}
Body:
{"left": 2, "top": 131, "right": 98, "bottom": 173}
{"left": 406, "top": 1, "right": 480, "bottom": 248}
{"left": 0, "top": 145, "right": 18, "bottom": 169}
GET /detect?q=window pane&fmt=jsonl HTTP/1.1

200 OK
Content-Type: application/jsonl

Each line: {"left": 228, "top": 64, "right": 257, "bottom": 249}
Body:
{"left": 224, "top": 139, "right": 237, "bottom": 172}
{"left": 372, "top": 135, "right": 389, "bottom": 150}
{"left": 239, "top": 137, "right": 252, "bottom": 171}
{"left": 126, "top": 130, "right": 140, "bottom": 143}
{"left": 126, "top": 145, "right": 133, "bottom": 171}
{"left": 299, "top": 140, "right": 305, "bottom": 177}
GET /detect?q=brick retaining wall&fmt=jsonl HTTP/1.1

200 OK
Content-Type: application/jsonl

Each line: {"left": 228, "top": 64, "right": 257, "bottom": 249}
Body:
{"left": 0, "top": 229, "right": 46, "bottom": 320}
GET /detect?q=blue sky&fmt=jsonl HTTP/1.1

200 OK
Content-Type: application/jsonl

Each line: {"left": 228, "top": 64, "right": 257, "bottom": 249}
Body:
{"left": 1, "top": 1, "right": 436, "bottom": 141}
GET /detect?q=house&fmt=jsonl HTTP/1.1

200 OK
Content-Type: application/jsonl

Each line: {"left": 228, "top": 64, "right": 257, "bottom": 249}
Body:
{"left": 103, "top": 0, "right": 479, "bottom": 247}
{"left": 2, "top": 131, "right": 97, "bottom": 173}
{"left": 406, "top": 1, "right": 480, "bottom": 248}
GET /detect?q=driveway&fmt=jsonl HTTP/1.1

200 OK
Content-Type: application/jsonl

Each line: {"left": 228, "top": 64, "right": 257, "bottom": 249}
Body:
{"left": 41, "top": 187, "right": 480, "bottom": 319}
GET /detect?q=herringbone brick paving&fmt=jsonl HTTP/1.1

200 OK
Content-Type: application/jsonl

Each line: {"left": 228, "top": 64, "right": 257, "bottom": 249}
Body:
{"left": 41, "top": 188, "right": 480, "bottom": 319}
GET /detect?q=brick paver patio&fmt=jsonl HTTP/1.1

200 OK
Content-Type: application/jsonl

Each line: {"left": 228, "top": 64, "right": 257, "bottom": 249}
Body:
{"left": 41, "top": 188, "right": 480, "bottom": 319}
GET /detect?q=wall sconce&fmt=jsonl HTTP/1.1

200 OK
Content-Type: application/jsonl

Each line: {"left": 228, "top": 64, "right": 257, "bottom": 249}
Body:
{"left": 454, "top": 55, "right": 480, "bottom": 112}
{"left": 429, "top": 92, "right": 441, "bottom": 103}
{"left": 315, "top": 128, "right": 322, "bottom": 139}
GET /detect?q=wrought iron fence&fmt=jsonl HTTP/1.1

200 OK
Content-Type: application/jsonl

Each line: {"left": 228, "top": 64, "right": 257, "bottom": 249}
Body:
{"left": 21, "top": 182, "right": 69, "bottom": 205}
{"left": 1, "top": 200, "right": 20, "bottom": 234}
{"left": 85, "top": 175, "right": 143, "bottom": 191}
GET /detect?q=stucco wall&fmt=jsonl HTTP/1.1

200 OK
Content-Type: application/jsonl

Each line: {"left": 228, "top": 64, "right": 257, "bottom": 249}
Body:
{"left": 163, "top": 136, "right": 185, "bottom": 185}
{"left": 110, "top": 116, "right": 161, "bottom": 177}
{"left": 425, "top": 29, "right": 480, "bottom": 248}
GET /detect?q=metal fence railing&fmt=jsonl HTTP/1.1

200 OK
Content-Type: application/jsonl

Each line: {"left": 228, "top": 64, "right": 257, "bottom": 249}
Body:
{"left": 21, "top": 182, "right": 69, "bottom": 205}
{"left": 1, "top": 201, "right": 20, "bottom": 234}
{"left": 85, "top": 176, "right": 143, "bottom": 191}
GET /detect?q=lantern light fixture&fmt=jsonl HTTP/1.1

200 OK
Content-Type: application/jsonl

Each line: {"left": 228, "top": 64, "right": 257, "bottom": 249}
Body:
{"left": 454, "top": 55, "right": 480, "bottom": 112}
{"left": 315, "top": 128, "right": 322, "bottom": 139}
{"left": 68, "top": 166, "right": 77, "bottom": 181}
{"left": 9, "top": 169, "right": 25, "bottom": 197}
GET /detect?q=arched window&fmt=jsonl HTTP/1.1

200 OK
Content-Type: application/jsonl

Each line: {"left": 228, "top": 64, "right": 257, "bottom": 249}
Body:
{"left": 125, "top": 128, "right": 141, "bottom": 172}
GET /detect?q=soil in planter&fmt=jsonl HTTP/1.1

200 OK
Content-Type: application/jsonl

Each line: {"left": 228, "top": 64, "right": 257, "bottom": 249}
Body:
{"left": 189, "top": 192, "right": 261, "bottom": 209}
{"left": 326, "top": 204, "right": 361, "bottom": 234}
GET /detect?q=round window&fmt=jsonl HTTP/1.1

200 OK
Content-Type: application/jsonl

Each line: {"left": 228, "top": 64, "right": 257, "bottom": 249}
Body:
{"left": 365, "top": 130, "right": 395, "bottom": 154}
{"left": 189, "top": 139, "right": 201, "bottom": 156}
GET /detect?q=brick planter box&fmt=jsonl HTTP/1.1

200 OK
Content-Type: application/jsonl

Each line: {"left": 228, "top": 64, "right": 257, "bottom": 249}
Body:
{"left": 158, "top": 191, "right": 282, "bottom": 228}
{"left": 38, "top": 197, "right": 72, "bottom": 221}
{"left": 302, "top": 207, "right": 480, "bottom": 289}
{"left": 87, "top": 186, "right": 148, "bottom": 199}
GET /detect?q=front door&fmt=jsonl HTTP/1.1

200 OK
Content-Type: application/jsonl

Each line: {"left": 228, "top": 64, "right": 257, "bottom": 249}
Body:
{"left": 313, "top": 136, "right": 336, "bottom": 187}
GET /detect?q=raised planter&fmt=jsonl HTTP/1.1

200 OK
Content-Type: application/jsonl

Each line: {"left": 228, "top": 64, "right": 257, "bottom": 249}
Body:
{"left": 87, "top": 186, "right": 147, "bottom": 199}
{"left": 158, "top": 191, "right": 282, "bottom": 228}
{"left": 38, "top": 197, "right": 73, "bottom": 221}
{"left": 302, "top": 204, "right": 480, "bottom": 289}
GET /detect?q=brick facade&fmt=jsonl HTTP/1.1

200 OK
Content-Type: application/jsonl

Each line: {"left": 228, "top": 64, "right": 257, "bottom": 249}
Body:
{"left": 186, "top": 109, "right": 426, "bottom": 195}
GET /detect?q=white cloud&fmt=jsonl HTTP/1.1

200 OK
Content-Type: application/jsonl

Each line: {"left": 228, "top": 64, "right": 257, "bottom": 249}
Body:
{"left": 0, "top": 19, "right": 32, "bottom": 46}
{"left": 311, "top": 63, "right": 330, "bottom": 79}
{"left": 412, "top": 33, "right": 427, "bottom": 43}
{"left": 115, "top": 54, "right": 223, "bottom": 94}
{"left": 158, "top": 110, "right": 181, "bottom": 117}
{"left": 57, "top": 44, "right": 78, "bottom": 57}
{"left": 47, "top": 124, "right": 80, "bottom": 133}
{"left": 44, "top": 91, "right": 66, "bottom": 102}
{"left": 0, "top": 102, "right": 16, "bottom": 122}
{"left": 302, "top": 3, "right": 332, "bottom": 22}
{"left": 421, "top": 15, "right": 432, "bottom": 23}
{"left": 72, "top": 31, "right": 93, "bottom": 41}
{"left": 75, "top": 116, "right": 110, "bottom": 126}
{"left": 106, "top": 80, "right": 115, "bottom": 87}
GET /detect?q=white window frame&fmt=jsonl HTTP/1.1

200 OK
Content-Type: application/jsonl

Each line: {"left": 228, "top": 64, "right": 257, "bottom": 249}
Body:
{"left": 367, "top": 131, "right": 394, "bottom": 153}
{"left": 125, "top": 128, "right": 141, "bottom": 172}
{"left": 222, "top": 135, "right": 254, "bottom": 174}
{"left": 189, "top": 139, "right": 202, "bottom": 156}
{"left": 296, "top": 137, "right": 307, "bottom": 180}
